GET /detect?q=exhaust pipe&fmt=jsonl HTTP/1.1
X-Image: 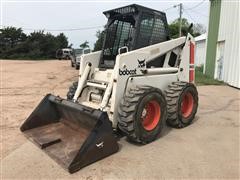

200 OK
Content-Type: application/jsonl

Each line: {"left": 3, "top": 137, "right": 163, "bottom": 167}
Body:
{"left": 20, "top": 94, "right": 119, "bottom": 173}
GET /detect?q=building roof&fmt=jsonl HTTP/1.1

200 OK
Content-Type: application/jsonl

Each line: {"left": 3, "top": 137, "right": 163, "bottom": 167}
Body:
{"left": 195, "top": 33, "right": 207, "bottom": 42}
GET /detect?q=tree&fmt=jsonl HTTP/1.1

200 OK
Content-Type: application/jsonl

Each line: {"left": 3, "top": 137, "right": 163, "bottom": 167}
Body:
{"left": 0, "top": 27, "right": 26, "bottom": 50}
{"left": 93, "top": 30, "right": 105, "bottom": 51}
{"left": 168, "top": 18, "right": 206, "bottom": 38}
{"left": 0, "top": 26, "right": 69, "bottom": 59}
{"left": 56, "top": 33, "right": 68, "bottom": 49}
{"left": 68, "top": 43, "right": 73, "bottom": 48}
{"left": 169, "top": 18, "right": 192, "bottom": 38}
{"left": 193, "top": 23, "right": 206, "bottom": 35}
{"left": 79, "top": 41, "right": 89, "bottom": 49}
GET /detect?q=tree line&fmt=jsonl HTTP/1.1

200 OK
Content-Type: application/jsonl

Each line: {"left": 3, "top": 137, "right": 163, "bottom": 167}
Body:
{"left": 0, "top": 27, "right": 69, "bottom": 59}
{"left": 0, "top": 18, "right": 205, "bottom": 59}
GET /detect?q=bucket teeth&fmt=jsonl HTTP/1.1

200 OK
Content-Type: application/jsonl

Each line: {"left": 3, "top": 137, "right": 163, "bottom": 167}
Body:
{"left": 20, "top": 94, "right": 119, "bottom": 173}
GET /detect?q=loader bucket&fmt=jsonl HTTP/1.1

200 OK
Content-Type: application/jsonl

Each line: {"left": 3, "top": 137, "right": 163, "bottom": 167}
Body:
{"left": 20, "top": 94, "right": 119, "bottom": 173}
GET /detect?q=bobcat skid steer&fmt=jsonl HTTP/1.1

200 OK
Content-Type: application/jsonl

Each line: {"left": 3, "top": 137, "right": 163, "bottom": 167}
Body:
{"left": 21, "top": 4, "right": 198, "bottom": 173}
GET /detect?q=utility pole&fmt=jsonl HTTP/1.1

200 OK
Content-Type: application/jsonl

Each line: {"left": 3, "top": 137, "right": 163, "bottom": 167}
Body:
{"left": 179, "top": 3, "right": 183, "bottom": 37}
{"left": 174, "top": 3, "right": 183, "bottom": 37}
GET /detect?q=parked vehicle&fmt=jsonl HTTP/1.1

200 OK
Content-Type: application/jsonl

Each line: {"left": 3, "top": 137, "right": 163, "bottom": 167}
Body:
{"left": 56, "top": 48, "right": 73, "bottom": 60}
{"left": 71, "top": 48, "right": 91, "bottom": 69}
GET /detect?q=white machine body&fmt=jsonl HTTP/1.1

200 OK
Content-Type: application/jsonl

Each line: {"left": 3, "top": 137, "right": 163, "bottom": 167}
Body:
{"left": 74, "top": 34, "right": 195, "bottom": 128}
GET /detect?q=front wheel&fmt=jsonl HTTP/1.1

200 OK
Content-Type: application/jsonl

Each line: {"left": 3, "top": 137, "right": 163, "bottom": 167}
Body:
{"left": 75, "top": 64, "right": 79, "bottom": 70}
{"left": 67, "top": 81, "right": 78, "bottom": 100}
{"left": 118, "top": 86, "right": 167, "bottom": 144}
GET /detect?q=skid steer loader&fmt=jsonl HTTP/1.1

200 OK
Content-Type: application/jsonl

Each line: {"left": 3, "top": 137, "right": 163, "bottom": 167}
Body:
{"left": 21, "top": 4, "right": 198, "bottom": 173}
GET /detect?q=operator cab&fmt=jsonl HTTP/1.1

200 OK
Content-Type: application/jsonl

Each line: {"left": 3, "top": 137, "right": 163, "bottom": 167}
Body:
{"left": 99, "top": 4, "right": 170, "bottom": 69}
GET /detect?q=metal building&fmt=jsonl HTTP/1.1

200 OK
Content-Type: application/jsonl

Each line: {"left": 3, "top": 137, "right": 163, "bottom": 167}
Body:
{"left": 205, "top": 0, "right": 239, "bottom": 88}
{"left": 195, "top": 34, "right": 207, "bottom": 67}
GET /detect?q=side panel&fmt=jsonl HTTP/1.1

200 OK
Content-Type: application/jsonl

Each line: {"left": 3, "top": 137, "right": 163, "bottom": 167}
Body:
{"left": 126, "top": 74, "right": 178, "bottom": 92}
{"left": 92, "top": 69, "right": 113, "bottom": 83}
{"left": 79, "top": 51, "right": 102, "bottom": 76}
{"left": 110, "top": 37, "right": 186, "bottom": 127}
{"left": 110, "top": 52, "right": 149, "bottom": 128}
{"left": 178, "top": 34, "right": 195, "bottom": 83}
{"left": 74, "top": 51, "right": 102, "bottom": 103}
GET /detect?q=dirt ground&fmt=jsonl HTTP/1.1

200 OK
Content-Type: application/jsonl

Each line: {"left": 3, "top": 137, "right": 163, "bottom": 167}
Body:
{"left": 1, "top": 60, "right": 239, "bottom": 179}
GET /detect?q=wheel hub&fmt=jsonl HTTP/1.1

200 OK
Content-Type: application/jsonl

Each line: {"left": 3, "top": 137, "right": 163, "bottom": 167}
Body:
{"left": 181, "top": 92, "right": 194, "bottom": 118}
{"left": 142, "top": 100, "right": 161, "bottom": 131}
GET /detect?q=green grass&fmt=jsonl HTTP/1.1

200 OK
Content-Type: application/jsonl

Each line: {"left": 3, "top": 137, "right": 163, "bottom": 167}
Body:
{"left": 195, "top": 66, "right": 225, "bottom": 86}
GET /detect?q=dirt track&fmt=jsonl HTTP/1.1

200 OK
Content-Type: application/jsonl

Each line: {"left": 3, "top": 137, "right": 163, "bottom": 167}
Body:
{"left": 1, "top": 60, "right": 239, "bottom": 179}
{"left": 1, "top": 60, "right": 78, "bottom": 159}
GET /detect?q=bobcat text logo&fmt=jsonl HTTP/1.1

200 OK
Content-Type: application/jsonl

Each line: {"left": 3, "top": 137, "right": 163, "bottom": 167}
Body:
{"left": 138, "top": 59, "right": 146, "bottom": 68}
{"left": 119, "top": 68, "right": 137, "bottom": 76}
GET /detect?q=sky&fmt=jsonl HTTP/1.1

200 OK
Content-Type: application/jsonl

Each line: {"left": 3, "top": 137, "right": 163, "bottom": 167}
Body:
{"left": 0, "top": 0, "right": 209, "bottom": 49}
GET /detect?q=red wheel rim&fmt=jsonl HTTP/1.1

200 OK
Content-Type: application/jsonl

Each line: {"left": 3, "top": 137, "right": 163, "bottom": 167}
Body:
{"left": 181, "top": 92, "right": 194, "bottom": 118}
{"left": 142, "top": 100, "right": 161, "bottom": 131}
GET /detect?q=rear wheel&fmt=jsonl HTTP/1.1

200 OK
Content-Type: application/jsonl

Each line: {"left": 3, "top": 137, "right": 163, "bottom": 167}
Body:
{"left": 118, "top": 86, "right": 167, "bottom": 144}
{"left": 165, "top": 82, "right": 198, "bottom": 128}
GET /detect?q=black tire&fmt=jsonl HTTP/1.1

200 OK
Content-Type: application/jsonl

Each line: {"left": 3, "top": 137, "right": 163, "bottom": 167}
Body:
{"left": 118, "top": 86, "right": 167, "bottom": 144}
{"left": 165, "top": 81, "right": 198, "bottom": 128}
{"left": 67, "top": 81, "right": 78, "bottom": 100}
{"left": 75, "top": 64, "right": 79, "bottom": 70}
